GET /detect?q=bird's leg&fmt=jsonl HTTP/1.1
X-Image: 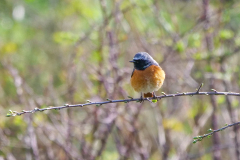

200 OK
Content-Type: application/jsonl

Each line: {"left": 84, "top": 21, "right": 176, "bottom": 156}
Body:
{"left": 139, "top": 92, "right": 144, "bottom": 103}
{"left": 153, "top": 92, "right": 161, "bottom": 101}
{"left": 153, "top": 92, "right": 157, "bottom": 99}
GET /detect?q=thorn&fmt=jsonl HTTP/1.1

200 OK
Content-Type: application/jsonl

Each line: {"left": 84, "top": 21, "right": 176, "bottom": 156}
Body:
{"left": 127, "top": 96, "right": 133, "bottom": 99}
{"left": 106, "top": 98, "right": 112, "bottom": 102}
{"left": 196, "top": 83, "right": 203, "bottom": 93}
{"left": 161, "top": 92, "right": 167, "bottom": 96}
{"left": 211, "top": 89, "right": 217, "bottom": 92}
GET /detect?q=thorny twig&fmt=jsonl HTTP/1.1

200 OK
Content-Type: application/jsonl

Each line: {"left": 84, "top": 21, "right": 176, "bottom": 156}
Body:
{"left": 6, "top": 84, "right": 240, "bottom": 116}
{"left": 6, "top": 84, "right": 240, "bottom": 145}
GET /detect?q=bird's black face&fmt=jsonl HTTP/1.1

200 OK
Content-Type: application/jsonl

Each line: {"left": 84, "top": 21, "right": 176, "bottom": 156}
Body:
{"left": 130, "top": 52, "right": 159, "bottom": 70}
{"left": 130, "top": 59, "right": 151, "bottom": 70}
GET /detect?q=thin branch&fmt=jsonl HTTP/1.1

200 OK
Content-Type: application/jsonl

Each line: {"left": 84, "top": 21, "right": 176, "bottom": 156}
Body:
{"left": 193, "top": 122, "right": 240, "bottom": 143}
{"left": 196, "top": 83, "right": 203, "bottom": 93}
{"left": 6, "top": 89, "right": 240, "bottom": 117}
{"left": 6, "top": 85, "right": 240, "bottom": 146}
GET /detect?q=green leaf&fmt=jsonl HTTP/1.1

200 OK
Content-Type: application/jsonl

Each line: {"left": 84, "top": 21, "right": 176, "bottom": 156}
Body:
{"left": 208, "top": 128, "right": 213, "bottom": 132}
{"left": 152, "top": 99, "right": 158, "bottom": 103}
{"left": 6, "top": 113, "right": 12, "bottom": 117}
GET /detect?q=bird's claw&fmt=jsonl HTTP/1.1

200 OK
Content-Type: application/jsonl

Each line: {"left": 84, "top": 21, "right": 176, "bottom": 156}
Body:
{"left": 139, "top": 95, "right": 144, "bottom": 103}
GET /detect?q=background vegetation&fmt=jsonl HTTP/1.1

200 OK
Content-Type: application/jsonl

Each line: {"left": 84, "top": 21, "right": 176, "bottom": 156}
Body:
{"left": 1, "top": 0, "right": 240, "bottom": 159}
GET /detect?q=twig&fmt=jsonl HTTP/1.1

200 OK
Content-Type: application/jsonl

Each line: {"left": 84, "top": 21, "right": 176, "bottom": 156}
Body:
{"left": 196, "top": 83, "right": 203, "bottom": 93}
{"left": 193, "top": 122, "right": 240, "bottom": 143}
{"left": 6, "top": 89, "right": 240, "bottom": 117}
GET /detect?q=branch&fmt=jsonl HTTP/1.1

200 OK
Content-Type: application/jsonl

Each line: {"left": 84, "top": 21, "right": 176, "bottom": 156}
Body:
{"left": 6, "top": 84, "right": 240, "bottom": 145}
{"left": 193, "top": 122, "right": 240, "bottom": 144}
{"left": 6, "top": 87, "right": 240, "bottom": 117}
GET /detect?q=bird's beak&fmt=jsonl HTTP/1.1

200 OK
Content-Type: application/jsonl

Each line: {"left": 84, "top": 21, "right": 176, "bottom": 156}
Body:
{"left": 129, "top": 60, "right": 134, "bottom": 63}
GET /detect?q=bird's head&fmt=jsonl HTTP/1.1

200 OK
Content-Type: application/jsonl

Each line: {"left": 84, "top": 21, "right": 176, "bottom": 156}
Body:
{"left": 130, "top": 52, "right": 159, "bottom": 70}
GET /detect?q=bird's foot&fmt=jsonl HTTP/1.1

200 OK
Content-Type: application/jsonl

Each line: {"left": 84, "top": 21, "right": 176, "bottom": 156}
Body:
{"left": 139, "top": 95, "right": 144, "bottom": 103}
{"left": 153, "top": 92, "right": 159, "bottom": 99}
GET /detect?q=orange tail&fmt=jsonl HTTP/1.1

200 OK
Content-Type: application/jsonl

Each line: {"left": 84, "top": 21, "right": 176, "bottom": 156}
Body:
{"left": 144, "top": 92, "right": 153, "bottom": 98}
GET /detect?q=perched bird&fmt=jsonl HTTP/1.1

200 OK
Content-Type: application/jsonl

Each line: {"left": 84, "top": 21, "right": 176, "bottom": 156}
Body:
{"left": 130, "top": 52, "right": 165, "bottom": 101}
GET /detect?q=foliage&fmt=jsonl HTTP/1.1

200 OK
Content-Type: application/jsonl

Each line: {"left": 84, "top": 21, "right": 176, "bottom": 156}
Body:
{"left": 1, "top": 0, "right": 240, "bottom": 159}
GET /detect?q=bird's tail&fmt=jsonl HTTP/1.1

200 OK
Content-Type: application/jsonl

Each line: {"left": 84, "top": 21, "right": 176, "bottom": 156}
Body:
{"left": 144, "top": 92, "right": 153, "bottom": 98}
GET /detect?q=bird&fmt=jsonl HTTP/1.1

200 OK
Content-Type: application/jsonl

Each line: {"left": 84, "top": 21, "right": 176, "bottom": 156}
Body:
{"left": 130, "top": 52, "right": 165, "bottom": 102}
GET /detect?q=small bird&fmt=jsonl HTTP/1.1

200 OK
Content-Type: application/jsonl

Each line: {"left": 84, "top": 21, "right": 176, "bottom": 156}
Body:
{"left": 130, "top": 52, "right": 165, "bottom": 101}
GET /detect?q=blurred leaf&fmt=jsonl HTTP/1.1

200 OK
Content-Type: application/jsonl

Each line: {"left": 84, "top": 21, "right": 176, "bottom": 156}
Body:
{"left": 92, "top": 51, "right": 103, "bottom": 62}
{"left": 1, "top": 42, "right": 17, "bottom": 54}
{"left": 163, "top": 118, "right": 184, "bottom": 131}
{"left": 219, "top": 29, "right": 234, "bottom": 40}
{"left": 102, "top": 151, "right": 118, "bottom": 160}
{"left": 174, "top": 40, "right": 185, "bottom": 53}
{"left": 13, "top": 116, "right": 25, "bottom": 127}
{"left": 205, "top": 64, "right": 213, "bottom": 72}
{"left": 188, "top": 33, "right": 201, "bottom": 48}
{"left": 53, "top": 31, "right": 78, "bottom": 45}
{"left": 232, "top": 99, "right": 239, "bottom": 108}
{"left": 217, "top": 96, "right": 225, "bottom": 105}
{"left": 234, "top": 36, "right": 240, "bottom": 45}
{"left": 187, "top": 103, "right": 207, "bottom": 119}
{"left": 193, "top": 52, "right": 202, "bottom": 60}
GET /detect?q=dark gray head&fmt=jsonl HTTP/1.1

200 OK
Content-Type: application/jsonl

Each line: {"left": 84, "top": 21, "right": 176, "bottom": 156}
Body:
{"left": 129, "top": 52, "right": 159, "bottom": 70}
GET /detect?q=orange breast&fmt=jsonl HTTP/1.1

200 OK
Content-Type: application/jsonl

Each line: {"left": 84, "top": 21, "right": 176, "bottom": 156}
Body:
{"left": 130, "top": 65, "right": 165, "bottom": 93}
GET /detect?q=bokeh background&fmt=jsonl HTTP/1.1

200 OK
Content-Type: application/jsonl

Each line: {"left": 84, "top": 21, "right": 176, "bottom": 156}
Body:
{"left": 1, "top": 0, "right": 240, "bottom": 159}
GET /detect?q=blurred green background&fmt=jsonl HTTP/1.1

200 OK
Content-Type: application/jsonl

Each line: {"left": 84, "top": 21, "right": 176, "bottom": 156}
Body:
{"left": 1, "top": 0, "right": 240, "bottom": 159}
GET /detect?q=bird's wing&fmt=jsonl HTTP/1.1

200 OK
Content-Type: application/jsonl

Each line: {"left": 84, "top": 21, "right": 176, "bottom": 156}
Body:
{"left": 131, "top": 68, "right": 135, "bottom": 77}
